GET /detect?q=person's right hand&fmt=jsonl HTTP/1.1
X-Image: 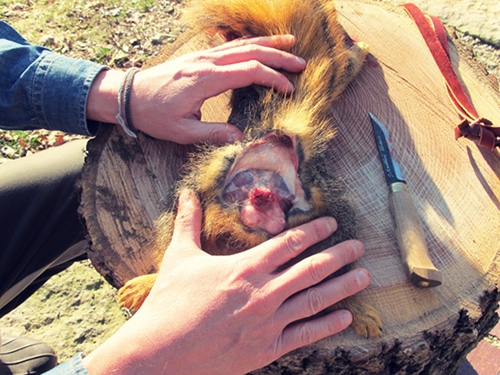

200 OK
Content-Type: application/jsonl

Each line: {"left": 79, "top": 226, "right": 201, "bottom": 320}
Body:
{"left": 83, "top": 190, "right": 371, "bottom": 375}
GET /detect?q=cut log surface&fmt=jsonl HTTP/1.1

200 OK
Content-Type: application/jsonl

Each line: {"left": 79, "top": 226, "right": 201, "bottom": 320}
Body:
{"left": 81, "top": 1, "right": 500, "bottom": 374}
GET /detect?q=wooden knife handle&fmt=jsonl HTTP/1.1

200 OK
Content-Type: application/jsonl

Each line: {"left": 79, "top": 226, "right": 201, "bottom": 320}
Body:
{"left": 389, "top": 182, "right": 442, "bottom": 288}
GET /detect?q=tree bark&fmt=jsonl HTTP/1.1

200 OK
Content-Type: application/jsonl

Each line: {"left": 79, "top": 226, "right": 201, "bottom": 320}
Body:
{"left": 80, "top": 1, "right": 500, "bottom": 373}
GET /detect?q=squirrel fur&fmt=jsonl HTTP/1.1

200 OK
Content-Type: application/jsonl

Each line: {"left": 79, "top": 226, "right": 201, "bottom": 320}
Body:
{"left": 118, "top": 0, "right": 382, "bottom": 338}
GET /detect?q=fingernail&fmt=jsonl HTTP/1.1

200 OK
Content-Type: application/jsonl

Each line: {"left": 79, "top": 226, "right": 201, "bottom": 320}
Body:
{"left": 276, "top": 34, "right": 294, "bottom": 47}
{"left": 227, "top": 132, "right": 237, "bottom": 144}
{"left": 227, "top": 131, "right": 242, "bottom": 144}
{"left": 296, "top": 56, "right": 306, "bottom": 65}
{"left": 339, "top": 310, "right": 353, "bottom": 328}
{"left": 326, "top": 218, "right": 338, "bottom": 233}
{"left": 179, "top": 189, "right": 194, "bottom": 205}
{"left": 355, "top": 269, "right": 370, "bottom": 287}
{"left": 352, "top": 240, "right": 364, "bottom": 257}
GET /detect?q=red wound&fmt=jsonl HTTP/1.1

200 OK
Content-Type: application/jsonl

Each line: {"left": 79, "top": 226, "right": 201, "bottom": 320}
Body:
{"left": 250, "top": 188, "right": 278, "bottom": 208}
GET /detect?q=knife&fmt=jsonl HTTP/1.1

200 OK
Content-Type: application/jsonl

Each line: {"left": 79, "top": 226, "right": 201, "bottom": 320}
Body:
{"left": 369, "top": 113, "right": 442, "bottom": 288}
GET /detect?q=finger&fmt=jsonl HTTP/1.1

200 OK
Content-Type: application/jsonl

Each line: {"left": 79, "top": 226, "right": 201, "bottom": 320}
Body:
{"left": 277, "top": 267, "right": 370, "bottom": 325}
{"left": 167, "top": 190, "right": 203, "bottom": 254}
{"left": 210, "top": 44, "right": 306, "bottom": 73}
{"left": 213, "top": 53, "right": 306, "bottom": 93}
{"left": 210, "top": 35, "right": 297, "bottom": 53}
{"left": 194, "top": 61, "right": 294, "bottom": 97}
{"left": 169, "top": 119, "right": 243, "bottom": 145}
{"left": 278, "top": 309, "right": 353, "bottom": 355}
{"left": 271, "top": 240, "right": 365, "bottom": 298}
{"left": 247, "top": 217, "right": 338, "bottom": 273}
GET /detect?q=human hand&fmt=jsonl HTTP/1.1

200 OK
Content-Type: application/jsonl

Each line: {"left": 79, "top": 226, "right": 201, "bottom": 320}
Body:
{"left": 83, "top": 190, "right": 370, "bottom": 375}
{"left": 129, "top": 35, "right": 306, "bottom": 144}
{"left": 86, "top": 35, "right": 305, "bottom": 144}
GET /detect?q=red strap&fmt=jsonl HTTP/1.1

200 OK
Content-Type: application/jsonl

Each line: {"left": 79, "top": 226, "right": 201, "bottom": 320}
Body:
{"left": 428, "top": 14, "right": 449, "bottom": 56}
{"left": 402, "top": 3, "right": 500, "bottom": 151}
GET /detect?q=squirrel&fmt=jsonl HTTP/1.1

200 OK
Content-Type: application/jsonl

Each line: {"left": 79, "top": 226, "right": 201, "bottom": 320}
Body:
{"left": 118, "top": 0, "right": 382, "bottom": 338}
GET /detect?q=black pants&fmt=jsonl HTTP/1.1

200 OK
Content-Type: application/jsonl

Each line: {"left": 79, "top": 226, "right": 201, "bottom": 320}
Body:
{"left": 0, "top": 140, "right": 89, "bottom": 318}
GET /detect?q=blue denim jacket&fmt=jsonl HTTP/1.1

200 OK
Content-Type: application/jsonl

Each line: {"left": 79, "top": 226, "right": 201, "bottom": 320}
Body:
{"left": 43, "top": 353, "right": 89, "bottom": 375}
{"left": 0, "top": 20, "right": 108, "bottom": 135}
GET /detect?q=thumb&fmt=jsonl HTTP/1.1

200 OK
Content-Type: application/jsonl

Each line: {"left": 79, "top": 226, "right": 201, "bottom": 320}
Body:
{"left": 188, "top": 120, "right": 243, "bottom": 145}
{"left": 168, "top": 189, "right": 203, "bottom": 253}
{"left": 155, "top": 190, "right": 206, "bottom": 282}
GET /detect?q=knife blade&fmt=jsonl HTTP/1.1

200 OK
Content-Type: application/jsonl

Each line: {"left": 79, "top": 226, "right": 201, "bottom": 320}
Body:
{"left": 369, "top": 113, "right": 442, "bottom": 288}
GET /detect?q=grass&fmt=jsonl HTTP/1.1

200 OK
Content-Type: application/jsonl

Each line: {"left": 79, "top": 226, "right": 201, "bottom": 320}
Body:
{"left": 5, "top": 0, "right": 117, "bottom": 59}
{"left": 1, "top": 0, "right": 179, "bottom": 62}
{"left": 0, "top": 129, "right": 70, "bottom": 158}
{"left": 0, "top": 0, "right": 184, "bottom": 160}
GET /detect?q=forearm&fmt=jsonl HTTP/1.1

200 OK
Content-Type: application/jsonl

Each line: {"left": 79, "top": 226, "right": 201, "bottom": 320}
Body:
{"left": 86, "top": 69, "right": 126, "bottom": 124}
{"left": 81, "top": 318, "right": 174, "bottom": 375}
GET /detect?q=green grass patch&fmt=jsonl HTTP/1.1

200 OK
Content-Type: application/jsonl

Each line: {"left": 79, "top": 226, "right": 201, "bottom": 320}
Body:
{"left": 0, "top": 130, "right": 47, "bottom": 158}
{"left": 1, "top": 0, "right": 183, "bottom": 64}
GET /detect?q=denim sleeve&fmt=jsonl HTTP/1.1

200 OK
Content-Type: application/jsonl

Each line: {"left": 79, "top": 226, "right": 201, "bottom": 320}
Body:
{"left": 0, "top": 20, "right": 109, "bottom": 135}
{"left": 43, "top": 353, "right": 89, "bottom": 375}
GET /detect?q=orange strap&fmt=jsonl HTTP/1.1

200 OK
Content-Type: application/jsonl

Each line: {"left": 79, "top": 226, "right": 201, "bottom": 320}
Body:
{"left": 402, "top": 3, "right": 500, "bottom": 151}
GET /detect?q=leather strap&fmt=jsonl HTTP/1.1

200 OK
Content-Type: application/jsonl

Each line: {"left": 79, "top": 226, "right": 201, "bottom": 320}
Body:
{"left": 402, "top": 3, "right": 500, "bottom": 151}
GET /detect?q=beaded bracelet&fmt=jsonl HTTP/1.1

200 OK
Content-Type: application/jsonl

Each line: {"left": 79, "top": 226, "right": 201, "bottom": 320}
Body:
{"left": 116, "top": 67, "right": 140, "bottom": 138}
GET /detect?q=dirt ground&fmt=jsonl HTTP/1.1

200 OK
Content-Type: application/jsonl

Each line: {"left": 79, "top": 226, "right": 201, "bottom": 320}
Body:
{"left": 1, "top": 0, "right": 499, "bottom": 366}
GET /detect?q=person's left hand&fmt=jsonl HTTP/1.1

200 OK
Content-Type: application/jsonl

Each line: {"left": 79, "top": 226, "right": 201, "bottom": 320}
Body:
{"left": 82, "top": 190, "right": 370, "bottom": 375}
{"left": 129, "top": 35, "right": 306, "bottom": 144}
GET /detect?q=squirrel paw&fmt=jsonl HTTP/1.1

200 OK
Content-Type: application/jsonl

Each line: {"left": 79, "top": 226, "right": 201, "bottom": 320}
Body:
{"left": 117, "top": 273, "right": 157, "bottom": 315}
{"left": 348, "top": 300, "right": 383, "bottom": 338}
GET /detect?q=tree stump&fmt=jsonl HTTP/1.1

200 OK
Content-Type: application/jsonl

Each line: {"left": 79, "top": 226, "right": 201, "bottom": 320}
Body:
{"left": 80, "top": 1, "right": 500, "bottom": 373}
